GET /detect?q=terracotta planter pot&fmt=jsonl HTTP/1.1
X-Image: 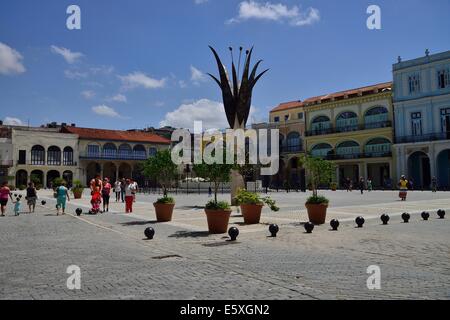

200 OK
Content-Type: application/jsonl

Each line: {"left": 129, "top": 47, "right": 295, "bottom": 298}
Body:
{"left": 240, "top": 204, "right": 264, "bottom": 224}
{"left": 305, "top": 203, "right": 328, "bottom": 225}
{"left": 205, "top": 209, "right": 232, "bottom": 234}
{"left": 73, "top": 190, "right": 83, "bottom": 199}
{"left": 153, "top": 202, "right": 175, "bottom": 222}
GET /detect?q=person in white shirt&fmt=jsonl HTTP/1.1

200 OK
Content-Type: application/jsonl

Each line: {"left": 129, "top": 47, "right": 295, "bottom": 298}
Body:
{"left": 114, "top": 180, "right": 122, "bottom": 202}
{"left": 124, "top": 179, "right": 135, "bottom": 213}
{"left": 130, "top": 179, "right": 138, "bottom": 202}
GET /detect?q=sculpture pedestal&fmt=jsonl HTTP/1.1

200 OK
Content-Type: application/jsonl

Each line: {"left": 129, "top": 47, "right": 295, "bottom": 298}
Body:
{"left": 230, "top": 169, "right": 245, "bottom": 206}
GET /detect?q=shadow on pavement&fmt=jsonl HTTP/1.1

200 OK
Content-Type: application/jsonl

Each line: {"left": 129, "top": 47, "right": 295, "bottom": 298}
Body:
{"left": 120, "top": 220, "right": 158, "bottom": 226}
{"left": 168, "top": 231, "right": 210, "bottom": 238}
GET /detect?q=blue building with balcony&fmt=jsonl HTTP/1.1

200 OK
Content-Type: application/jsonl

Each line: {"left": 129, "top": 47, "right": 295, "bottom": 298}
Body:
{"left": 393, "top": 50, "right": 450, "bottom": 189}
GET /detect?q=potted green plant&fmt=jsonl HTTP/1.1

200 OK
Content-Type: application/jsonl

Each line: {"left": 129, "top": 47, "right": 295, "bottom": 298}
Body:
{"left": 71, "top": 179, "right": 84, "bottom": 199}
{"left": 234, "top": 188, "right": 279, "bottom": 224}
{"left": 194, "top": 159, "right": 233, "bottom": 234}
{"left": 299, "top": 155, "right": 335, "bottom": 225}
{"left": 143, "top": 149, "right": 177, "bottom": 222}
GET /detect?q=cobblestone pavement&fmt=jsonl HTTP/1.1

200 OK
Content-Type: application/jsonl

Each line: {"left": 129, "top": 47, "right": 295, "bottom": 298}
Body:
{"left": 0, "top": 191, "right": 449, "bottom": 300}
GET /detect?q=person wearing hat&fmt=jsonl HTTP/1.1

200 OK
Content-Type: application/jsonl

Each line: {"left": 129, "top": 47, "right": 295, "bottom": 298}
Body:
{"left": 124, "top": 178, "right": 135, "bottom": 213}
{"left": 102, "top": 177, "right": 112, "bottom": 212}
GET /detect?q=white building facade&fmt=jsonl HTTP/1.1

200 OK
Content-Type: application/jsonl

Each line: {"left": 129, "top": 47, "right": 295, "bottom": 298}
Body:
{"left": 393, "top": 50, "right": 450, "bottom": 189}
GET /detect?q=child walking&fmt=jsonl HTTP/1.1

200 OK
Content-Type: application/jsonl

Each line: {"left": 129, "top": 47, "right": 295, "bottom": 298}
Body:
{"left": 14, "top": 195, "right": 22, "bottom": 216}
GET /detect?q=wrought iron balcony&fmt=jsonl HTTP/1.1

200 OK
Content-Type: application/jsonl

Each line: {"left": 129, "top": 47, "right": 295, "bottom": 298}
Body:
{"left": 79, "top": 152, "right": 148, "bottom": 161}
{"left": 280, "top": 145, "right": 303, "bottom": 153}
{"left": 395, "top": 132, "right": 450, "bottom": 144}
{"left": 17, "top": 160, "right": 78, "bottom": 166}
{"left": 313, "top": 151, "right": 392, "bottom": 160}
{"left": 305, "top": 121, "right": 392, "bottom": 137}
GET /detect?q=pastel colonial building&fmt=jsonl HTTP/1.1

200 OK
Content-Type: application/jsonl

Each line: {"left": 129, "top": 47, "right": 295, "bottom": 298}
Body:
{"left": 393, "top": 50, "right": 450, "bottom": 189}
{"left": 252, "top": 101, "right": 306, "bottom": 189}
{"left": 61, "top": 126, "right": 171, "bottom": 185}
{"left": 304, "top": 82, "right": 394, "bottom": 189}
{"left": 9, "top": 125, "right": 80, "bottom": 188}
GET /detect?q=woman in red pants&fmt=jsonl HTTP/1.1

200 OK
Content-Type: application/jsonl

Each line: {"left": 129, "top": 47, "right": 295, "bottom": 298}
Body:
{"left": 124, "top": 179, "right": 134, "bottom": 213}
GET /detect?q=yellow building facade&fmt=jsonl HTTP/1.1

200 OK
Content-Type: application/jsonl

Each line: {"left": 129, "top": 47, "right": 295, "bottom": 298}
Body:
{"left": 304, "top": 82, "right": 395, "bottom": 189}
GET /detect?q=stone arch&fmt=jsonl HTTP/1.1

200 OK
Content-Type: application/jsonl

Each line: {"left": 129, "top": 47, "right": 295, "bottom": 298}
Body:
{"left": 47, "top": 146, "right": 61, "bottom": 165}
{"left": 103, "top": 162, "right": 117, "bottom": 182}
{"left": 46, "top": 170, "right": 60, "bottom": 188}
{"left": 407, "top": 151, "right": 431, "bottom": 189}
{"left": 62, "top": 170, "right": 73, "bottom": 188}
{"left": 133, "top": 144, "right": 147, "bottom": 159}
{"left": 437, "top": 149, "right": 450, "bottom": 189}
{"left": 310, "top": 143, "right": 333, "bottom": 157}
{"left": 63, "top": 146, "right": 74, "bottom": 165}
{"left": 31, "top": 145, "right": 45, "bottom": 165}
{"left": 30, "top": 170, "right": 44, "bottom": 187}
{"left": 86, "top": 162, "right": 101, "bottom": 185}
{"left": 118, "top": 163, "right": 132, "bottom": 180}
{"left": 15, "top": 169, "right": 28, "bottom": 187}
{"left": 103, "top": 143, "right": 117, "bottom": 158}
{"left": 286, "top": 132, "right": 301, "bottom": 152}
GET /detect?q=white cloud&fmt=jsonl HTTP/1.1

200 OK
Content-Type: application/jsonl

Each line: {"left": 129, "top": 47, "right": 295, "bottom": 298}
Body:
{"left": 50, "top": 45, "right": 84, "bottom": 64}
{"left": 81, "top": 90, "right": 96, "bottom": 99}
{"left": 190, "top": 65, "right": 208, "bottom": 85}
{"left": 3, "top": 117, "right": 24, "bottom": 126}
{"left": 160, "top": 99, "right": 259, "bottom": 130}
{"left": 90, "top": 65, "right": 114, "bottom": 75}
{"left": 64, "top": 69, "right": 88, "bottom": 79}
{"left": 92, "top": 105, "right": 121, "bottom": 118}
{"left": 227, "top": 1, "right": 320, "bottom": 26}
{"left": 155, "top": 101, "right": 165, "bottom": 107}
{"left": 0, "top": 42, "right": 26, "bottom": 75}
{"left": 109, "top": 94, "right": 127, "bottom": 103}
{"left": 119, "top": 71, "right": 166, "bottom": 90}
{"left": 195, "top": 0, "right": 209, "bottom": 4}
{"left": 179, "top": 80, "right": 187, "bottom": 88}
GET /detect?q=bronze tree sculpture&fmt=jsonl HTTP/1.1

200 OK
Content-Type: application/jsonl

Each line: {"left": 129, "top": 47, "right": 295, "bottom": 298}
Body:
{"left": 208, "top": 46, "right": 268, "bottom": 129}
{"left": 208, "top": 46, "right": 268, "bottom": 204}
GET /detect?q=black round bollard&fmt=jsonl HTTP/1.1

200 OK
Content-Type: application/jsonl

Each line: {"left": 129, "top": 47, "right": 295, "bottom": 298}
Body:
{"left": 269, "top": 224, "right": 279, "bottom": 237}
{"left": 228, "top": 227, "right": 239, "bottom": 241}
{"left": 304, "top": 222, "right": 314, "bottom": 233}
{"left": 330, "top": 219, "right": 339, "bottom": 231}
{"left": 381, "top": 214, "right": 390, "bottom": 225}
{"left": 421, "top": 211, "right": 430, "bottom": 221}
{"left": 41, "top": 200, "right": 46, "bottom": 205}
{"left": 355, "top": 216, "right": 365, "bottom": 228}
{"left": 401, "top": 212, "right": 410, "bottom": 223}
{"left": 75, "top": 208, "right": 82, "bottom": 216}
{"left": 437, "top": 209, "right": 445, "bottom": 219}
{"left": 144, "top": 227, "right": 155, "bottom": 240}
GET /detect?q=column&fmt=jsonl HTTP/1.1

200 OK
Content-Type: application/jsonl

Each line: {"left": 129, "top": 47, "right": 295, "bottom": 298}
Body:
{"left": 335, "top": 166, "right": 340, "bottom": 187}
{"left": 100, "top": 162, "right": 104, "bottom": 178}
{"left": 116, "top": 164, "right": 119, "bottom": 181}
{"left": 429, "top": 143, "right": 436, "bottom": 179}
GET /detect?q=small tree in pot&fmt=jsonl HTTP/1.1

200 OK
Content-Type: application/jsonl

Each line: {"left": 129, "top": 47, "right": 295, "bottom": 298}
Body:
{"left": 299, "top": 155, "right": 335, "bottom": 224}
{"left": 71, "top": 179, "right": 84, "bottom": 199}
{"left": 143, "top": 149, "right": 178, "bottom": 222}
{"left": 235, "top": 188, "right": 279, "bottom": 224}
{"left": 194, "top": 159, "right": 233, "bottom": 234}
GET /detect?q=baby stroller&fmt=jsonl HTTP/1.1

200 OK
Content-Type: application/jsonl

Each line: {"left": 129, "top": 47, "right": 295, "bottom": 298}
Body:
{"left": 89, "top": 191, "right": 102, "bottom": 214}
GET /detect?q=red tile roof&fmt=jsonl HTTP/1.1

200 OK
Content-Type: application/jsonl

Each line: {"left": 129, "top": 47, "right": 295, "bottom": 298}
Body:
{"left": 270, "top": 82, "right": 392, "bottom": 113}
{"left": 61, "top": 126, "right": 171, "bottom": 144}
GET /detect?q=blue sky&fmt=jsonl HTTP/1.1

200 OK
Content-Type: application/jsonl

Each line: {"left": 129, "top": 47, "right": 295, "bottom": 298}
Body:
{"left": 0, "top": 0, "right": 449, "bottom": 130}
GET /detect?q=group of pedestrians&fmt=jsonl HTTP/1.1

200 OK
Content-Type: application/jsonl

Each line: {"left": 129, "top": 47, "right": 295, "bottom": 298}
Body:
{"left": 89, "top": 176, "right": 138, "bottom": 214}
{"left": 344, "top": 177, "right": 373, "bottom": 194}
{"left": 0, "top": 181, "right": 41, "bottom": 217}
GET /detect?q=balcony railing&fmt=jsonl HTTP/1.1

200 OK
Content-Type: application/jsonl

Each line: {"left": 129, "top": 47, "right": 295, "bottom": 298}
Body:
{"left": 395, "top": 132, "right": 450, "bottom": 144}
{"left": 80, "top": 152, "right": 148, "bottom": 161}
{"left": 17, "top": 160, "right": 78, "bottom": 166}
{"left": 280, "top": 145, "right": 303, "bottom": 153}
{"left": 314, "top": 151, "right": 392, "bottom": 160}
{"left": 305, "top": 121, "right": 392, "bottom": 137}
